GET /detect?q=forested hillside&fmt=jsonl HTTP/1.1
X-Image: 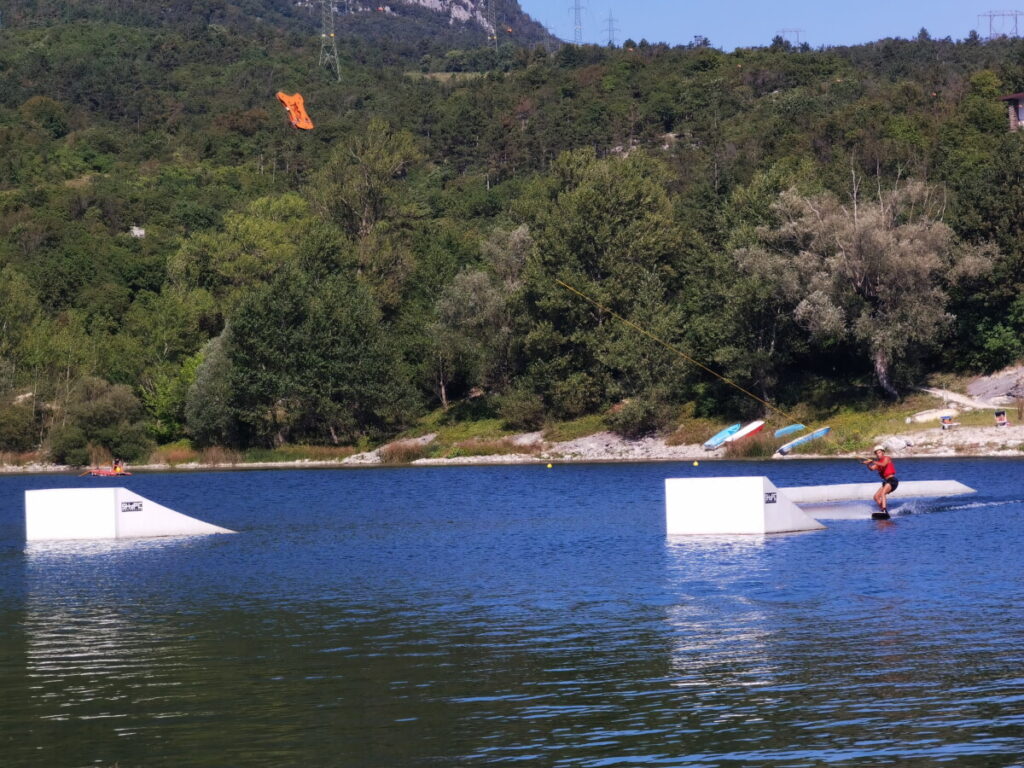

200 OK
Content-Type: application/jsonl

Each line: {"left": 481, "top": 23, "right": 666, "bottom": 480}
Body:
{"left": 1, "top": 7, "right": 1023, "bottom": 462}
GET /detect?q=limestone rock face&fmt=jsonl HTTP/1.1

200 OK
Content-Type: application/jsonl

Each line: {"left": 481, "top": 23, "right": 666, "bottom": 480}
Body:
{"left": 405, "top": 0, "right": 493, "bottom": 32}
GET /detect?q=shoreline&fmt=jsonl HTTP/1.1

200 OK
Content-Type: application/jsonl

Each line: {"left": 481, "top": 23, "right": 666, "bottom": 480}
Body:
{"left": 3, "top": 424, "right": 1021, "bottom": 475}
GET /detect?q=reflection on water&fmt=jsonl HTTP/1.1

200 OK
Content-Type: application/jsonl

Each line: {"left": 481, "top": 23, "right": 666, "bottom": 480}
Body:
{"left": 1, "top": 460, "right": 1023, "bottom": 766}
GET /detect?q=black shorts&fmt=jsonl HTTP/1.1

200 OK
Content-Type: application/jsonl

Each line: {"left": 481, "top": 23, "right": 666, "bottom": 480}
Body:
{"left": 883, "top": 476, "right": 898, "bottom": 492}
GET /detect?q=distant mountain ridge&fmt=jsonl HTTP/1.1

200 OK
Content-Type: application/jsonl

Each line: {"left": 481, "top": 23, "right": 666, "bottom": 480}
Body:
{"left": 3, "top": 0, "right": 556, "bottom": 50}
{"left": 370, "top": 0, "right": 494, "bottom": 34}
{"left": 331, "top": 0, "right": 553, "bottom": 48}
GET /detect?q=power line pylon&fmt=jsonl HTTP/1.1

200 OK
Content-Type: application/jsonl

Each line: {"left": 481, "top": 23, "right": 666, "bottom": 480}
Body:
{"left": 572, "top": 0, "right": 583, "bottom": 44}
{"left": 979, "top": 10, "right": 1024, "bottom": 39}
{"left": 606, "top": 10, "right": 618, "bottom": 47}
{"left": 486, "top": 0, "right": 498, "bottom": 51}
{"left": 777, "top": 28, "right": 803, "bottom": 45}
{"left": 319, "top": 0, "right": 341, "bottom": 82}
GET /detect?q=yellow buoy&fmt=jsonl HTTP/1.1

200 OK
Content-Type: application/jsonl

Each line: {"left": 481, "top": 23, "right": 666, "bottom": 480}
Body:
{"left": 693, "top": 460, "right": 699, "bottom": 467}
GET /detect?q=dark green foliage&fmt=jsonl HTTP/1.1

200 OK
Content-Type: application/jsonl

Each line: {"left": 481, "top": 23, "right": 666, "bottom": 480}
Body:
{"left": 605, "top": 395, "right": 675, "bottom": 440}
{"left": 227, "top": 270, "right": 421, "bottom": 447}
{"left": 47, "top": 377, "right": 153, "bottom": 464}
{"left": 498, "top": 388, "right": 545, "bottom": 431}
{"left": 185, "top": 333, "right": 236, "bottom": 447}
{"left": 0, "top": 402, "right": 38, "bottom": 452}
{"left": 2, "top": 4, "right": 1024, "bottom": 456}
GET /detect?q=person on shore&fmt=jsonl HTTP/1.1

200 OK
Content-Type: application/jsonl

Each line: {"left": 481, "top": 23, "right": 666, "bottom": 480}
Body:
{"left": 862, "top": 445, "right": 898, "bottom": 519}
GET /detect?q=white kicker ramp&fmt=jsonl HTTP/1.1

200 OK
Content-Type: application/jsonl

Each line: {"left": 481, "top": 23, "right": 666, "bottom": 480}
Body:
{"left": 25, "top": 488, "right": 235, "bottom": 541}
{"left": 665, "top": 476, "right": 825, "bottom": 535}
{"left": 780, "top": 480, "right": 974, "bottom": 504}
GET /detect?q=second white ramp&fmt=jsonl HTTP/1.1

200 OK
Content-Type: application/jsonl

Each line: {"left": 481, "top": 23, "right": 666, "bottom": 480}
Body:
{"left": 665, "top": 476, "right": 825, "bottom": 535}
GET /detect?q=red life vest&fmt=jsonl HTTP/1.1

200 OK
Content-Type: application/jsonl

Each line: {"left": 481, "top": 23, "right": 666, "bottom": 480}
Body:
{"left": 875, "top": 456, "right": 896, "bottom": 479}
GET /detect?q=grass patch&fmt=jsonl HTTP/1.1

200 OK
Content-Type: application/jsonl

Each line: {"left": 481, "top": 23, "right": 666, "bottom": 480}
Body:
{"left": 723, "top": 434, "right": 777, "bottom": 458}
{"left": 445, "top": 437, "right": 542, "bottom": 458}
{"left": 0, "top": 450, "right": 43, "bottom": 466}
{"left": 200, "top": 446, "right": 242, "bottom": 465}
{"left": 941, "top": 409, "right": 1005, "bottom": 428}
{"left": 782, "top": 391, "right": 984, "bottom": 454}
{"left": 242, "top": 444, "right": 357, "bottom": 463}
{"left": 665, "top": 417, "right": 724, "bottom": 446}
{"left": 87, "top": 443, "right": 113, "bottom": 466}
{"left": 378, "top": 440, "right": 430, "bottom": 464}
{"left": 148, "top": 441, "right": 200, "bottom": 466}
{"left": 542, "top": 414, "right": 606, "bottom": 442}
{"left": 923, "top": 371, "right": 975, "bottom": 392}
{"left": 408, "top": 407, "right": 512, "bottom": 442}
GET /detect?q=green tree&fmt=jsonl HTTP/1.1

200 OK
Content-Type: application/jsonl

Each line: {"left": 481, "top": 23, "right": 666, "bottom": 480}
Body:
{"left": 747, "top": 182, "right": 993, "bottom": 396}
{"left": 185, "top": 331, "right": 237, "bottom": 447}
{"left": 47, "top": 377, "right": 153, "bottom": 464}
{"left": 517, "top": 149, "right": 687, "bottom": 417}
{"left": 311, "top": 118, "right": 425, "bottom": 239}
{"left": 167, "top": 194, "right": 313, "bottom": 305}
{"left": 227, "top": 270, "right": 420, "bottom": 447}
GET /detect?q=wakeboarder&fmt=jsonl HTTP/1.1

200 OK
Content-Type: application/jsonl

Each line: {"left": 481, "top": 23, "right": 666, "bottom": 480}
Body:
{"left": 863, "top": 445, "right": 898, "bottom": 519}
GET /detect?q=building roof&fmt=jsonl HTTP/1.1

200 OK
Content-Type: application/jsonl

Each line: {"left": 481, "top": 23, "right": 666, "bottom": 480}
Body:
{"left": 1000, "top": 92, "right": 1024, "bottom": 101}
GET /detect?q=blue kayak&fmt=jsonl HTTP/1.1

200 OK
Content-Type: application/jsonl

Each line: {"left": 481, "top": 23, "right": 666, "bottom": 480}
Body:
{"left": 777, "top": 426, "right": 831, "bottom": 455}
{"left": 774, "top": 423, "right": 806, "bottom": 438}
{"left": 703, "top": 423, "right": 741, "bottom": 450}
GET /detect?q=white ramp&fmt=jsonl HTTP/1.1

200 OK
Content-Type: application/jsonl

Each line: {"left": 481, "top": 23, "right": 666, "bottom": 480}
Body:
{"left": 780, "top": 480, "right": 975, "bottom": 504}
{"left": 25, "top": 488, "right": 235, "bottom": 541}
{"left": 665, "top": 476, "right": 825, "bottom": 535}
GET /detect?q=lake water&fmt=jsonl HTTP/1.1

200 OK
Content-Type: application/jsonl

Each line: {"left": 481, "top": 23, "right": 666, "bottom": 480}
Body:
{"left": 1, "top": 458, "right": 1023, "bottom": 767}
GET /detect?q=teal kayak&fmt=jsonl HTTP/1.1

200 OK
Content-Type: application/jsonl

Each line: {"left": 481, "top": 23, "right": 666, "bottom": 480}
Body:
{"left": 703, "top": 423, "right": 741, "bottom": 450}
{"left": 777, "top": 426, "right": 831, "bottom": 455}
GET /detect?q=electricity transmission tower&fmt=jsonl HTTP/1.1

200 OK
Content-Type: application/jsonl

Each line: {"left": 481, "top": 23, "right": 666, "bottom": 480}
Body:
{"left": 777, "top": 28, "right": 803, "bottom": 45}
{"left": 979, "top": 10, "right": 1024, "bottom": 39}
{"left": 487, "top": 0, "right": 498, "bottom": 51}
{"left": 606, "top": 10, "right": 618, "bottom": 47}
{"left": 572, "top": 0, "right": 584, "bottom": 44}
{"left": 319, "top": 0, "right": 341, "bottom": 82}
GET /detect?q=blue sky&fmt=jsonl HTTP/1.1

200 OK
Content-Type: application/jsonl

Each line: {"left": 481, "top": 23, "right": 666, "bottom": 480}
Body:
{"left": 516, "top": 1, "right": 1017, "bottom": 51}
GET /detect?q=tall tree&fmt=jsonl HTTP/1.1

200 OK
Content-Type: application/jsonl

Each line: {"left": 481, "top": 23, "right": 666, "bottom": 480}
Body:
{"left": 743, "top": 181, "right": 992, "bottom": 397}
{"left": 517, "top": 148, "right": 688, "bottom": 417}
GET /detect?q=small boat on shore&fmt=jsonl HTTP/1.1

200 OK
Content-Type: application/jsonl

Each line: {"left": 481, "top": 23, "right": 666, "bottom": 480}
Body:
{"left": 777, "top": 426, "right": 831, "bottom": 455}
{"left": 774, "top": 423, "right": 806, "bottom": 438}
{"left": 703, "top": 423, "right": 740, "bottom": 450}
{"left": 723, "top": 420, "right": 766, "bottom": 444}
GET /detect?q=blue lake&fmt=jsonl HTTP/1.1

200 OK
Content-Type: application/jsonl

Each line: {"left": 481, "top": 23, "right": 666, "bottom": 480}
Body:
{"left": 1, "top": 458, "right": 1023, "bottom": 766}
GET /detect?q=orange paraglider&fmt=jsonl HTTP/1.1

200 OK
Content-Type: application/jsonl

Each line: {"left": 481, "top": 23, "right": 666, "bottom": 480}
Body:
{"left": 275, "top": 92, "right": 314, "bottom": 130}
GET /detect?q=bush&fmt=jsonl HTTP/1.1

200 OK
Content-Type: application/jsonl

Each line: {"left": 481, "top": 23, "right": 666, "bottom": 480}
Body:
{"left": 550, "top": 372, "right": 601, "bottom": 419}
{"left": 378, "top": 440, "right": 429, "bottom": 464}
{"left": 499, "top": 388, "right": 545, "bottom": 431}
{"left": 46, "top": 378, "right": 154, "bottom": 465}
{"left": 723, "top": 434, "right": 777, "bottom": 458}
{"left": 48, "top": 425, "right": 89, "bottom": 466}
{"left": 0, "top": 403, "right": 37, "bottom": 452}
{"left": 149, "top": 441, "right": 200, "bottom": 466}
{"left": 606, "top": 396, "right": 674, "bottom": 440}
{"left": 200, "top": 446, "right": 241, "bottom": 465}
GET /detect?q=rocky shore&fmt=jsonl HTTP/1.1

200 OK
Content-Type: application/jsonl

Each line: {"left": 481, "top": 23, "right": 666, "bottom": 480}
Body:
{"left": 3, "top": 423, "right": 1021, "bottom": 475}
{"left": 4, "top": 369, "right": 1022, "bottom": 473}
